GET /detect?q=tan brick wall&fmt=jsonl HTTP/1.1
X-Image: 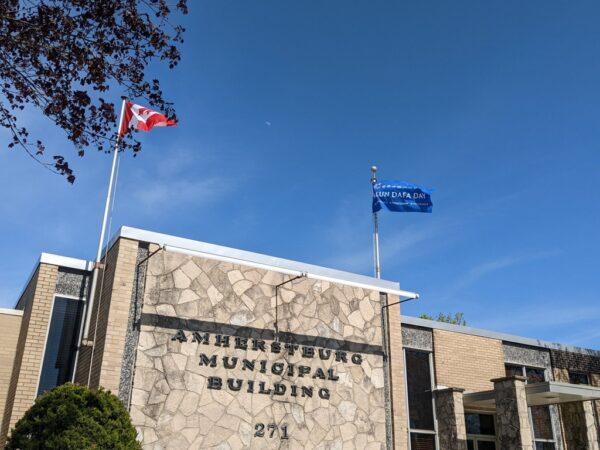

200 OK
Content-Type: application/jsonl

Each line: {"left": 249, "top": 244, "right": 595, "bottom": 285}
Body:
{"left": 0, "top": 311, "right": 23, "bottom": 434}
{"left": 387, "top": 295, "right": 409, "bottom": 449}
{"left": 553, "top": 367, "right": 569, "bottom": 383}
{"left": 82, "top": 238, "right": 138, "bottom": 393}
{"left": 433, "top": 329, "right": 505, "bottom": 392}
{"left": 0, "top": 264, "right": 58, "bottom": 445}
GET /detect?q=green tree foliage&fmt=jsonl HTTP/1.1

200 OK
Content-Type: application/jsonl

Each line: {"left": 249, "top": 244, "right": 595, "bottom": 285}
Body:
{"left": 6, "top": 383, "right": 141, "bottom": 450}
{"left": 419, "top": 312, "right": 467, "bottom": 326}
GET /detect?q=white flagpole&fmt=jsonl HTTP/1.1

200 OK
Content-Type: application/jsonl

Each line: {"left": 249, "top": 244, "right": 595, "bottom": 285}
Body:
{"left": 371, "top": 165, "right": 381, "bottom": 279}
{"left": 82, "top": 98, "right": 127, "bottom": 339}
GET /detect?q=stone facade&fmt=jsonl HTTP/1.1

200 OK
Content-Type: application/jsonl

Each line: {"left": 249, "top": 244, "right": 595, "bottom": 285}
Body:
{"left": 434, "top": 388, "right": 467, "bottom": 450}
{"left": 55, "top": 267, "right": 90, "bottom": 299}
{"left": 119, "top": 243, "right": 151, "bottom": 407}
{"left": 0, "top": 310, "right": 23, "bottom": 434}
{"left": 401, "top": 324, "right": 432, "bottom": 352}
{"left": 554, "top": 367, "right": 600, "bottom": 449}
{"left": 503, "top": 343, "right": 563, "bottom": 450}
{"left": 503, "top": 342, "right": 551, "bottom": 369}
{"left": 433, "top": 329, "right": 505, "bottom": 392}
{"left": 129, "top": 250, "right": 391, "bottom": 449}
{"left": 492, "top": 376, "right": 534, "bottom": 450}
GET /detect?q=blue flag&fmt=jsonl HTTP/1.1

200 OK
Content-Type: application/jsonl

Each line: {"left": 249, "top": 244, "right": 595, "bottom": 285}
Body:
{"left": 372, "top": 180, "right": 433, "bottom": 213}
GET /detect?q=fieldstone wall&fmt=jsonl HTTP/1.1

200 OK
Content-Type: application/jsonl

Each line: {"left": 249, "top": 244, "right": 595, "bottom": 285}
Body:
{"left": 434, "top": 388, "right": 467, "bottom": 450}
{"left": 503, "top": 344, "right": 563, "bottom": 449}
{"left": 130, "top": 250, "right": 388, "bottom": 449}
{"left": 492, "top": 376, "right": 534, "bottom": 450}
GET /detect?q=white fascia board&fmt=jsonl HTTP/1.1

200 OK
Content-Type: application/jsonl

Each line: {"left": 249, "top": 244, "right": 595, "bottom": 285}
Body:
{"left": 111, "top": 226, "right": 418, "bottom": 299}
{"left": 0, "top": 307, "right": 24, "bottom": 316}
{"left": 14, "top": 253, "right": 93, "bottom": 309}
{"left": 39, "top": 253, "right": 94, "bottom": 271}
{"left": 401, "top": 315, "right": 600, "bottom": 357}
{"left": 165, "top": 244, "right": 419, "bottom": 300}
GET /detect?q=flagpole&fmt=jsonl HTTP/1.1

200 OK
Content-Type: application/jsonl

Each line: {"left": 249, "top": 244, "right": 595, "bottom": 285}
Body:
{"left": 82, "top": 98, "right": 127, "bottom": 340}
{"left": 371, "top": 165, "right": 381, "bottom": 279}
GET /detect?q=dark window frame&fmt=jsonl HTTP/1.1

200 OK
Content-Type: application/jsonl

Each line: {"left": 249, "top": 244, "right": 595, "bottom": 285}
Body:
{"left": 37, "top": 294, "right": 84, "bottom": 396}
{"left": 404, "top": 348, "right": 438, "bottom": 450}
{"left": 568, "top": 371, "right": 590, "bottom": 385}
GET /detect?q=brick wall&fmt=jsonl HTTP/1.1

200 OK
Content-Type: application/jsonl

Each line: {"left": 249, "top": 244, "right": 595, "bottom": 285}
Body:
{"left": 0, "top": 264, "right": 58, "bottom": 445}
{"left": 0, "top": 311, "right": 23, "bottom": 434}
{"left": 433, "top": 329, "right": 505, "bottom": 392}
{"left": 387, "top": 294, "right": 409, "bottom": 449}
{"left": 78, "top": 238, "right": 139, "bottom": 394}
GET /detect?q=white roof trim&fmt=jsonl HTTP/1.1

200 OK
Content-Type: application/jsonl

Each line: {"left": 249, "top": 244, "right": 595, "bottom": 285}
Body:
{"left": 165, "top": 244, "right": 419, "bottom": 299}
{"left": 114, "top": 226, "right": 419, "bottom": 299}
{"left": 14, "top": 253, "right": 93, "bottom": 309}
{"left": 463, "top": 381, "right": 600, "bottom": 409}
{"left": 401, "top": 315, "right": 600, "bottom": 357}
{"left": 0, "top": 307, "right": 23, "bottom": 316}
{"left": 40, "top": 253, "right": 94, "bottom": 271}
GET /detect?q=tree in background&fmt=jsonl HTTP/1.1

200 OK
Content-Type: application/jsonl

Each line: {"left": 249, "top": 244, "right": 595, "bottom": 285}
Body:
{"left": 419, "top": 312, "right": 467, "bottom": 326}
{"left": 6, "top": 383, "right": 141, "bottom": 450}
{"left": 0, "top": 0, "right": 188, "bottom": 182}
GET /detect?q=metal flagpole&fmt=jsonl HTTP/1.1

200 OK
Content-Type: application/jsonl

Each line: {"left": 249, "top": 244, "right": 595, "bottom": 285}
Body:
{"left": 371, "top": 165, "right": 381, "bottom": 279}
{"left": 372, "top": 165, "right": 394, "bottom": 448}
{"left": 82, "top": 98, "right": 127, "bottom": 340}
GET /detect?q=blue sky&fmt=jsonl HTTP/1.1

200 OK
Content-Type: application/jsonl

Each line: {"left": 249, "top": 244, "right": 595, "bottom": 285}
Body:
{"left": 1, "top": 0, "right": 599, "bottom": 348}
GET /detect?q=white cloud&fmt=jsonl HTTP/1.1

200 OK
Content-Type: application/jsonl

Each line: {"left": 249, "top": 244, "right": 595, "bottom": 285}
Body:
{"left": 474, "top": 304, "right": 600, "bottom": 347}
{"left": 324, "top": 221, "right": 445, "bottom": 273}
{"left": 477, "top": 304, "right": 600, "bottom": 331}
{"left": 445, "top": 250, "right": 560, "bottom": 297}
{"left": 131, "top": 177, "right": 234, "bottom": 211}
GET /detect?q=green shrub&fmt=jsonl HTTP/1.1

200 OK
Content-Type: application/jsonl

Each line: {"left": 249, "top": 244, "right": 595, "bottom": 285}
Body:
{"left": 6, "top": 383, "right": 141, "bottom": 450}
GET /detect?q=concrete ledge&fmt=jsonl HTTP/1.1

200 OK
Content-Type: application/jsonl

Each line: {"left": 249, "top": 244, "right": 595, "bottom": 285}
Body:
{"left": 435, "top": 387, "right": 466, "bottom": 394}
{"left": 0, "top": 307, "right": 23, "bottom": 316}
{"left": 491, "top": 376, "right": 528, "bottom": 383}
{"left": 401, "top": 315, "right": 600, "bottom": 358}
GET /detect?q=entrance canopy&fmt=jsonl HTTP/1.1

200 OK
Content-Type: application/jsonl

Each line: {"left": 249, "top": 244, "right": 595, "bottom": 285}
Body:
{"left": 463, "top": 381, "right": 600, "bottom": 410}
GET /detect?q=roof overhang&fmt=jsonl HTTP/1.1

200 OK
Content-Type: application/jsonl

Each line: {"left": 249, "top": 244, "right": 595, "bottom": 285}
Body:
{"left": 114, "top": 226, "right": 420, "bottom": 300}
{"left": 463, "top": 382, "right": 600, "bottom": 410}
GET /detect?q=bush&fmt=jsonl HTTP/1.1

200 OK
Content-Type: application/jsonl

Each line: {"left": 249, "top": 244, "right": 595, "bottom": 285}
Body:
{"left": 6, "top": 383, "right": 141, "bottom": 450}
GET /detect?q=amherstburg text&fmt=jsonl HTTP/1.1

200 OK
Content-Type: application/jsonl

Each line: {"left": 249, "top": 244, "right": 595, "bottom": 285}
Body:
{"left": 171, "top": 330, "right": 364, "bottom": 400}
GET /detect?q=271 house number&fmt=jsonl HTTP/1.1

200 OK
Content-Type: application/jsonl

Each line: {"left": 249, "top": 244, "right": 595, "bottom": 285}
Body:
{"left": 254, "top": 423, "right": 289, "bottom": 439}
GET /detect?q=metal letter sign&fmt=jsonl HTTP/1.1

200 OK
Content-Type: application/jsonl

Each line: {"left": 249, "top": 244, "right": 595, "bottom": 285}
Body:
{"left": 372, "top": 180, "right": 433, "bottom": 213}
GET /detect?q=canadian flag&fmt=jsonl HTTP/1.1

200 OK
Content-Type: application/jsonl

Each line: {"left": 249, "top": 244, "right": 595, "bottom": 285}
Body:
{"left": 118, "top": 101, "right": 176, "bottom": 137}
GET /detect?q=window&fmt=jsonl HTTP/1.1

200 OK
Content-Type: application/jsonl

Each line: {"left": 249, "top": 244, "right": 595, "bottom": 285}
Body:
{"left": 466, "top": 413, "right": 495, "bottom": 436}
{"left": 405, "top": 349, "right": 437, "bottom": 449}
{"left": 410, "top": 433, "right": 436, "bottom": 450}
{"left": 505, "top": 365, "right": 555, "bottom": 450}
{"left": 466, "top": 412, "right": 496, "bottom": 450}
{"left": 568, "top": 372, "right": 589, "bottom": 385}
{"left": 37, "top": 296, "right": 84, "bottom": 396}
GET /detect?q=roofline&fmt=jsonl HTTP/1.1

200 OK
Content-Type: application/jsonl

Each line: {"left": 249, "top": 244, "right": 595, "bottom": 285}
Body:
{"left": 14, "top": 253, "right": 93, "bottom": 309}
{"left": 401, "top": 315, "right": 600, "bottom": 357}
{"left": 112, "top": 226, "right": 418, "bottom": 298}
{"left": 39, "top": 253, "right": 94, "bottom": 271}
{"left": 0, "top": 307, "right": 23, "bottom": 316}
